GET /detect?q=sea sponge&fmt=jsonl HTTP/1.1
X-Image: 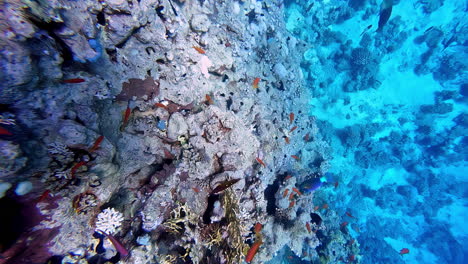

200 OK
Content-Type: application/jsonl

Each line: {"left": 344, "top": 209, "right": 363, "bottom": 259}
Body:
{"left": 95, "top": 208, "right": 124, "bottom": 235}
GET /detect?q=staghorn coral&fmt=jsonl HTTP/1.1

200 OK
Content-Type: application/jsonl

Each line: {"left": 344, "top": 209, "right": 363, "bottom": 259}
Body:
{"left": 95, "top": 208, "right": 124, "bottom": 235}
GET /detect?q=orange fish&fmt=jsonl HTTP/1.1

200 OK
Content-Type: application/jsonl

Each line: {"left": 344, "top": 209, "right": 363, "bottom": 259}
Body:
{"left": 163, "top": 148, "right": 174, "bottom": 159}
{"left": 323, "top": 203, "right": 329, "bottom": 209}
{"left": 290, "top": 126, "right": 298, "bottom": 132}
{"left": 346, "top": 212, "right": 355, "bottom": 218}
{"left": 37, "top": 190, "right": 51, "bottom": 203}
{"left": 282, "top": 189, "right": 289, "bottom": 198}
{"left": 120, "top": 106, "right": 132, "bottom": 131}
{"left": 349, "top": 255, "right": 355, "bottom": 262}
{"left": 256, "top": 157, "right": 266, "bottom": 167}
{"left": 304, "top": 132, "right": 310, "bottom": 142}
{"left": 62, "top": 78, "right": 85, "bottom": 83}
{"left": 284, "top": 137, "right": 290, "bottom": 144}
{"left": 71, "top": 161, "right": 87, "bottom": 179}
{"left": 289, "top": 113, "right": 294, "bottom": 124}
{"left": 284, "top": 175, "right": 292, "bottom": 181}
{"left": 399, "top": 248, "right": 409, "bottom": 255}
{"left": 292, "top": 187, "right": 302, "bottom": 196}
{"left": 341, "top": 221, "right": 349, "bottom": 227}
{"left": 193, "top": 46, "right": 206, "bottom": 54}
{"left": 334, "top": 181, "right": 339, "bottom": 189}
{"left": 289, "top": 192, "right": 295, "bottom": 200}
{"left": 89, "top": 135, "right": 104, "bottom": 153}
{"left": 0, "top": 127, "right": 13, "bottom": 136}
{"left": 192, "top": 187, "right": 200, "bottom": 193}
{"left": 306, "top": 222, "right": 311, "bottom": 233}
{"left": 205, "top": 94, "right": 214, "bottom": 105}
{"left": 254, "top": 223, "right": 262, "bottom": 234}
{"left": 291, "top": 155, "right": 300, "bottom": 161}
{"left": 245, "top": 240, "right": 262, "bottom": 263}
{"left": 155, "top": 102, "right": 167, "bottom": 108}
{"left": 314, "top": 205, "right": 319, "bottom": 211}
{"left": 289, "top": 200, "right": 295, "bottom": 208}
{"left": 252, "top": 77, "right": 261, "bottom": 89}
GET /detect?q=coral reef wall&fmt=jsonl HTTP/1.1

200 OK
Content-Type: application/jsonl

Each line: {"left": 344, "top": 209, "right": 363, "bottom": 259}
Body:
{"left": 0, "top": 0, "right": 331, "bottom": 263}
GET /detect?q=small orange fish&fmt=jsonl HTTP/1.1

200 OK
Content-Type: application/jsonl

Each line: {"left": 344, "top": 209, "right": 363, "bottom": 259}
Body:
{"left": 0, "top": 127, "right": 13, "bottom": 136}
{"left": 289, "top": 192, "right": 295, "bottom": 200}
{"left": 334, "top": 181, "right": 339, "bottom": 189}
{"left": 89, "top": 135, "right": 104, "bottom": 153}
{"left": 193, "top": 46, "right": 206, "bottom": 54}
{"left": 245, "top": 240, "right": 262, "bottom": 263}
{"left": 256, "top": 157, "right": 266, "bottom": 167}
{"left": 291, "top": 155, "right": 300, "bottom": 161}
{"left": 284, "top": 175, "right": 292, "bottom": 181}
{"left": 254, "top": 223, "right": 262, "bottom": 234}
{"left": 205, "top": 94, "right": 214, "bottom": 105}
{"left": 163, "top": 148, "right": 174, "bottom": 159}
{"left": 289, "top": 200, "right": 295, "bottom": 208}
{"left": 120, "top": 106, "right": 132, "bottom": 131}
{"left": 155, "top": 102, "right": 167, "bottom": 108}
{"left": 284, "top": 137, "right": 290, "bottom": 144}
{"left": 349, "top": 255, "right": 355, "bottom": 262}
{"left": 346, "top": 212, "right": 355, "bottom": 218}
{"left": 341, "top": 221, "right": 349, "bottom": 227}
{"left": 289, "top": 113, "right": 294, "bottom": 124}
{"left": 292, "top": 187, "right": 302, "bottom": 196}
{"left": 290, "top": 126, "right": 298, "bottom": 132}
{"left": 323, "top": 203, "right": 329, "bottom": 209}
{"left": 314, "top": 205, "right": 319, "bottom": 211}
{"left": 192, "top": 187, "right": 200, "bottom": 193}
{"left": 283, "top": 189, "right": 289, "bottom": 198}
{"left": 304, "top": 132, "right": 310, "bottom": 142}
{"left": 306, "top": 222, "right": 311, "bottom": 233}
{"left": 252, "top": 77, "right": 261, "bottom": 89}
{"left": 399, "top": 248, "right": 409, "bottom": 255}
{"left": 62, "top": 78, "right": 85, "bottom": 83}
{"left": 71, "top": 161, "right": 87, "bottom": 179}
{"left": 37, "top": 190, "right": 51, "bottom": 203}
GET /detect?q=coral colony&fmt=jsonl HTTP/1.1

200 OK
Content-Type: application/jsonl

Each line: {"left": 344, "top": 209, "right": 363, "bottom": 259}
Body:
{"left": 0, "top": 0, "right": 466, "bottom": 264}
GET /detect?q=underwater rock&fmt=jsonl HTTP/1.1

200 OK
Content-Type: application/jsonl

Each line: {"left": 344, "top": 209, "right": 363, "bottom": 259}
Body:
{"left": 167, "top": 112, "right": 189, "bottom": 140}
{"left": 190, "top": 14, "right": 211, "bottom": 32}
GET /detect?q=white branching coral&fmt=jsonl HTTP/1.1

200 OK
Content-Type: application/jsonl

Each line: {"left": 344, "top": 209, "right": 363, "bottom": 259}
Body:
{"left": 95, "top": 208, "right": 124, "bottom": 234}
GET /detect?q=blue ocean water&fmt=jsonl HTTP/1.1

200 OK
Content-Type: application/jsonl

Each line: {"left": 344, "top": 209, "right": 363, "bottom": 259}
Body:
{"left": 269, "top": 0, "right": 467, "bottom": 263}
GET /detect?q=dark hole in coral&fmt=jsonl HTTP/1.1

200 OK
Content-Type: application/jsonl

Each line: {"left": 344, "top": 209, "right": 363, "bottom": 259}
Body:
{"left": 156, "top": 6, "right": 166, "bottom": 21}
{"left": 96, "top": 11, "right": 106, "bottom": 25}
{"left": 222, "top": 74, "right": 229, "bottom": 82}
{"left": 156, "top": 58, "right": 165, "bottom": 64}
{"left": 310, "top": 212, "right": 322, "bottom": 226}
{"left": 226, "top": 97, "right": 233, "bottom": 110}
{"left": 105, "top": 48, "right": 117, "bottom": 63}
{"left": 202, "top": 194, "right": 220, "bottom": 224}
{"left": 264, "top": 175, "right": 281, "bottom": 215}
{"left": 0, "top": 196, "right": 27, "bottom": 251}
{"left": 146, "top": 47, "right": 156, "bottom": 55}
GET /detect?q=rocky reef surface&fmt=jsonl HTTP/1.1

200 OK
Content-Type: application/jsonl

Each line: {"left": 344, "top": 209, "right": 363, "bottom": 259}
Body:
{"left": 0, "top": 0, "right": 338, "bottom": 263}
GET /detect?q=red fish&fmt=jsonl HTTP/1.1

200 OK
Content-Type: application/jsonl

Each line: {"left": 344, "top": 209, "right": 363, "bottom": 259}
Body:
{"left": 399, "top": 248, "right": 409, "bottom": 255}
{"left": 323, "top": 203, "right": 329, "bottom": 209}
{"left": 0, "top": 127, "right": 13, "bottom": 136}
{"left": 341, "top": 221, "right": 349, "bottom": 227}
{"left": 163, "top": 148, "right": 174, "bottom": 159}
{"left": 192, "top": 187, "right": 200, "bottom": 193}
{"left": 89, "top": 135, "right": 104, "bottom": 153}
{"left": 37, "top": 190, "right": 51, "bottom": 203}
{"left": 349, "top": 254, "right": 355, "bottom": 262}
{"left": 334, "top": 181, "right": 339, "bottom": 189}
{"left": 120, "top": 106, "right": 132, "bottom": 131}
{"left": 284, "top": 175, "right": 292, "bottom": 181}
{"left": 103, "top": 232, "right": 129, "bottom": 257}
{"left": 71, "top": 161, "right": 87, "bottom": 178}
{"left": 254, "top": 223, "right": 262, "bottom": 234}
{"left": 193, "top": 46, "right": 206, "bottom": 54}
{"left": 62, "top": 78, "right": 85, "bottom": 83}
{"left": 304, "top": 132, "right": 310, "bottom": 142}
{"left": 256, "top": 157, "right": 266, "bottom": 167}
{"left": 289, "top": 200, "right": 295, "bottom": 208}
{"left": 252, "top": 77, "right": 261, "bottom": 89}
{"left": 283, "top": 188, "right": 289, "bottom": 198}
{"left": 291, "top": 155, "right": 300, "bottom": 161}
{"left": 205, "top": 94, "right": 214, "bottom": 105}
{"left": 314, "top": 205, "right": 319, "bottom": 211}
{"left": 292, "top": 187, "right": 302, "bottom": 196}
{"left": 155, "top": 102, "right": 167, "bottom": 108}
{"left": 348, "top": 239, "right": 355, "bottom": 246}
{"left": 346, "top": 212, "right": 355, "bottom": 218}
{"left": 289, "top": 113, "right": 294, "bottom": 124}
{"left": 284, "top": 136, "right": 290, "bottom": 144}
{"left": 245, "top": 240, "right": 262, "bottom": 263}
{"left": 290, "top": 126, "right": 298, "bottom": 132}
{"left": 289, "top": 192, "right": 295, "bottom": 200}
{"left": 306, "top": 222, "right": 311, "bottom": 233}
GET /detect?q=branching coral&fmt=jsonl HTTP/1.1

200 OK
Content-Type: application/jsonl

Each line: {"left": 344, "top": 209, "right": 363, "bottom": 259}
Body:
{"left": 162, "top": 202, "right": 197, "bottom": 233}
